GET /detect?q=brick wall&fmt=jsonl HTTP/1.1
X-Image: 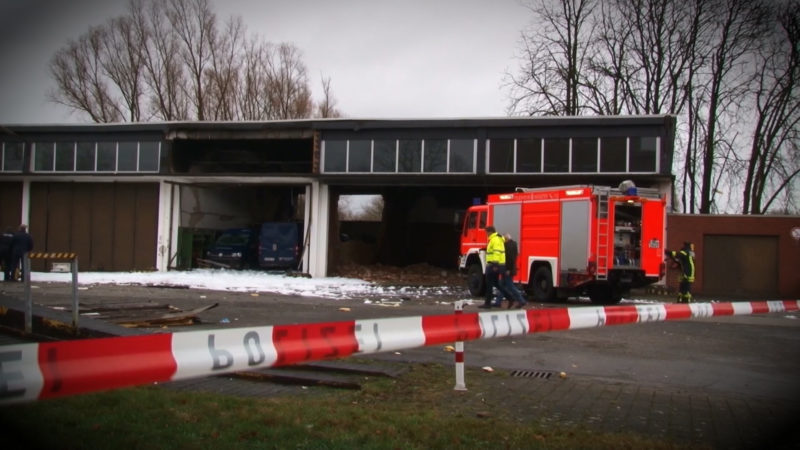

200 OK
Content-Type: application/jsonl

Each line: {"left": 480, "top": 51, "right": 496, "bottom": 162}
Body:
{"left": 666, "top": 214, "right": 800, "bottom": 299}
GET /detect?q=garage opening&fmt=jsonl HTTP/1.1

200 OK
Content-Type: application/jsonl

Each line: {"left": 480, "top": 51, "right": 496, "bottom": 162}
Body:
{"left": 328, "top": 187, "right": 479, "bottom": 277}
{"left": 174, "top": 184, "right": 306, "bottom": 271}
{"left": 336, "top": 195, "right": 383, "bottom": 266}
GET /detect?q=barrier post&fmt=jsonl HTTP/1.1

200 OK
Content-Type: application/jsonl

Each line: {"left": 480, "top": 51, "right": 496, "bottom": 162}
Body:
{"left": 24, "top": 252, "right": 80, "bottom": 334}
{"left": 23, "top": 254, "right": 31, "bottom": 333}
{"left": 71, "top": 257, "right": 79, "bottom": 329}
{"left": 453, "top": 300, "right": 467, "bottom": 391}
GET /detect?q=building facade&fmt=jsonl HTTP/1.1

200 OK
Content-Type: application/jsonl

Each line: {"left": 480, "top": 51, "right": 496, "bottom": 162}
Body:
{"left": 1, "top": 116, "right": 676, "bottom": 279}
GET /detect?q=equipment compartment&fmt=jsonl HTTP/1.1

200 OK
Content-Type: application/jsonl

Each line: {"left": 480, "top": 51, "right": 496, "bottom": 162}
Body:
{"left": 612, "top": 203, "right": 642, "bottom": 267}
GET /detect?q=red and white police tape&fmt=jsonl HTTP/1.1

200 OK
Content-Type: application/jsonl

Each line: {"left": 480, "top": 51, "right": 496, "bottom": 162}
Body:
{"left": 1, "top": 300, "right": 797, "bottom": 404}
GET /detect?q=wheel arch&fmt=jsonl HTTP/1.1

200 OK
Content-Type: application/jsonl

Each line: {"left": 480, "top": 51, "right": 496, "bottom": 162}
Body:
{"left": 525, "top": 257, "right": 558, "bottom": 287}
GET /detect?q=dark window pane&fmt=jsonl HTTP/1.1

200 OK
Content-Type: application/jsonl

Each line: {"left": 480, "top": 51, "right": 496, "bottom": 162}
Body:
{"left": 449, "top": 139, "right": 473, "bottom": 173}
{"left": 572, "top": 137, "right": 597, "bottom": 173}
{"left": 34, "top": 142, "right": 54, "bottom": 171}
{"left": 348, "top": 140, "right": 371, "bottom": 172}
{"left": 600, "top": 137, "right": 627, "bottom": 172}
{"left": 139, "top": 142, "right": 160, "bottom": 172}
{"left": 76, "top": 142, "right": 95, "bottom": 171}
{"left": 466, "top": 212, "right": 476, "bottom": 230}
{"left": 55, "top": 142, "right": 75, "bottom": 171}
{"left": 423, "top": 139, "right": 447, "bottom": 172}
{"left": 543, "top": 138, "right": 569, "bottom": 172}
{"left": 516, "top": 138, "right": 541, "bottom": 173}
{"left": 3, "top": 142, "right": 24, "bottom": 171}
{"left": 97, "top": 142, "right": 116, "bottom": 171}
{"left": 398, "top": 139, "right": 421, "bottom": 172}
{"left": 630, "top": 137, "right": 657, "bottom": 172}
{"left": 488, "top": 139, "right": 514, "bottom": 173}
{"left": 324, "top": 140, "right": 346, "bottom": 172}
{"left": 373, "top": 139, "right": 396, "bottom": 172}
{"left": 118, "top": 142, "right": 138, "bottom": 171}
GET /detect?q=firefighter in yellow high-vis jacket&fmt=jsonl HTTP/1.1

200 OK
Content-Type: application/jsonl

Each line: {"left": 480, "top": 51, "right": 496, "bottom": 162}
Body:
{"left": 666, "top": 241, "right": 695, "bottom": 303}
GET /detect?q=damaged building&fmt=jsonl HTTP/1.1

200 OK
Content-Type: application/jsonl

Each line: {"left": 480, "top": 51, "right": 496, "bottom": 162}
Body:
{"left": 0, "top": 116, "right": 676, "bottom": 278}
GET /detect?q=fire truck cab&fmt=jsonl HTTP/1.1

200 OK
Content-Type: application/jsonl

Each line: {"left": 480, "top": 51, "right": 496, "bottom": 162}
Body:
{"left": 458, "top": 182, "right": 667, "bottom": 305}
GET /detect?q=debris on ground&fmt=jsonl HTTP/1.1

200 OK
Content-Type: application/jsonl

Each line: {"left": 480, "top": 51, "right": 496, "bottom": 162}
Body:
{"left": 333, "top": 263, "right": 463, "bottom": 286}
{"left": 113, "top": 302, "right": 219, "bottom": 328}
{"left": 195, "top": 258, "right": 232, "bottom": 269}
{"left": 50, "top": 301, "right": 219, "bottom": 328}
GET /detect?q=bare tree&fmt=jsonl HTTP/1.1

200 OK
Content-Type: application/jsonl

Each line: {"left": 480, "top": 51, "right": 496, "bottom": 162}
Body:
{"left": 48, "top": 0, "right": 338, "bottom": 123}
{"left": 741, "top": 3, "right": 800, "bottom": 214}
{"left": 678, "top": 0, "right": 710, "bottom": 213}
{"left": 612, "top": 0, "right": 699, "bottom": 115}
{"left": 101, "top": 15, "right": 145, "bottom": 122}
{"left": 236, "top": 37, "right": 272, "bottom": 120}
{"left": 266, "top": 44, "right": 313, "bottom": 120}
{"left": 316, "top": 75, "right": 342, "bottom": 118}
{"left": 696, "top": 0, "right": 768, "bottom": 213}
{"left": 166, "top": 0, "right": 215, "bottom": 121}
{"left": 581, "top": 1, "right": 632, "bottom": 115}
{"left": 506, "top": 0, "right": 597, "bottom": 116}
{"left": 593, "top": 0, "right": 709, "bottom": 212}
{"left": 506, "top": 0, "right": 799, "bottom": 214}
{"left": 206, "top": 15, "right": 244, "bottom": 120}
{"left": 134, "top": 0, "right": 189, "bottom": 120}
{"left": 49, "top": 26, "right": 123, "bottom": 123}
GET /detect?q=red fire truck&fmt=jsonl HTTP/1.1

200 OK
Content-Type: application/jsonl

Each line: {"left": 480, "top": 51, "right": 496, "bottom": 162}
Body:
{"left": 458, "top": 183, "right": 667, "bottom": 304}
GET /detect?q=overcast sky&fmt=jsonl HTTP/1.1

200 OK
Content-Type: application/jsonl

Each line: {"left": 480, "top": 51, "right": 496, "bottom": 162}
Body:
{"left": 0, "top": 0, "right": 531, "bottom": 124}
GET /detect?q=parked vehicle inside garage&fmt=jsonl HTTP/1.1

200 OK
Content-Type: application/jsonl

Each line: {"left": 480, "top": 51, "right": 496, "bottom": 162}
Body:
{"left": 205, "top": 227, "right": 259, "bottom": 269}
{"left": 258, "top": 222, "right": 302, "bottom": 270}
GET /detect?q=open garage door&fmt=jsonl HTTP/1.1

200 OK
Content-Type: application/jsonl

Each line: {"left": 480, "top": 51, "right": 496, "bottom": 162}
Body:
{"left": 175, "top": 184, "right": 306, "bottom": 270}
{"left": 29, "top": 182, "right": 158, "bottom": 271}
{"left": 703, "top": 235, "right": 778, "bottom": 298}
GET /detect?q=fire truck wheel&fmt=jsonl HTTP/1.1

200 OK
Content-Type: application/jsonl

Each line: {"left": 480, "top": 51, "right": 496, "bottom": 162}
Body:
{"left": 532, "top": 266, "right": 554, "bottom": 301}
{"left": 467, "top": 264, "right": 486, "bottom": 297}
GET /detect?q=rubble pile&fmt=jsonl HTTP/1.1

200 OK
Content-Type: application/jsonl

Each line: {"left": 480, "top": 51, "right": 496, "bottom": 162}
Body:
{"left": 334, "top": 263, "right": 463, "bottom": 287}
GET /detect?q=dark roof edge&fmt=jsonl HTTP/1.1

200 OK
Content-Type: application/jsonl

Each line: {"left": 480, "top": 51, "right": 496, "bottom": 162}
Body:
{"left": 1, "top": 115, "right": 676, "bottom": 135}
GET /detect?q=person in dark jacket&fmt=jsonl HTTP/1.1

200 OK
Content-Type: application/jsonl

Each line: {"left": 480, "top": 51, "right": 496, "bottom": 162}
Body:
{"left": 494, "top": 233, "right": 527, "bottom": 308}
{"left": 0, "top": 227, "right": 14, "bottom": 281}
{"left": 479, "top": 226, "right": 515, "bottom": 309}
{"left": 666, "top": 241, "right": 695, "bottom": 303}
{"left": 10, "top": 224, "right": 34, "bottom": 281}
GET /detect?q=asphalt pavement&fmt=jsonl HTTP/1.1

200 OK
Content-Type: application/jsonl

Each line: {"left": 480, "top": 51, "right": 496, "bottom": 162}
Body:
{"left": 1, "top": 280, "right": 798, "bottom": 449}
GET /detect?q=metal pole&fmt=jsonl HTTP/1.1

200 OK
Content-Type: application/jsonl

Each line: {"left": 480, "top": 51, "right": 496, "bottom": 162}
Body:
{"left": 23, "top": 254, "right": 31, "bottom": 334}
{"left": 71, "top": 257, "right": 79, "bottom": 331}
{"left": 453, "top": 300, "right": 467, "bottom": 391}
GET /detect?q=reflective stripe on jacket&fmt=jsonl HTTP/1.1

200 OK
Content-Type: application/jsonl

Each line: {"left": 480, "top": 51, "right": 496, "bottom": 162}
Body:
{"left": 669, "top": 249, "right": 695, "bottom": 282}
{"left": 486, "top": 232, "right": 506, "bottom": 265}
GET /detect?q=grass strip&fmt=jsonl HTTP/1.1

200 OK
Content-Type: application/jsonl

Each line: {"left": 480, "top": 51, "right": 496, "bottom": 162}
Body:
{"left": 0, "top": 361, "right": 700, "bottom": 449}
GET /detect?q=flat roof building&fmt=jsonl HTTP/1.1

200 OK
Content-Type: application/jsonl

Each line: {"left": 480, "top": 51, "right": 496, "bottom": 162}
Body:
{"left": 1, "top": 115, "right": 676, "bottom": 277}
